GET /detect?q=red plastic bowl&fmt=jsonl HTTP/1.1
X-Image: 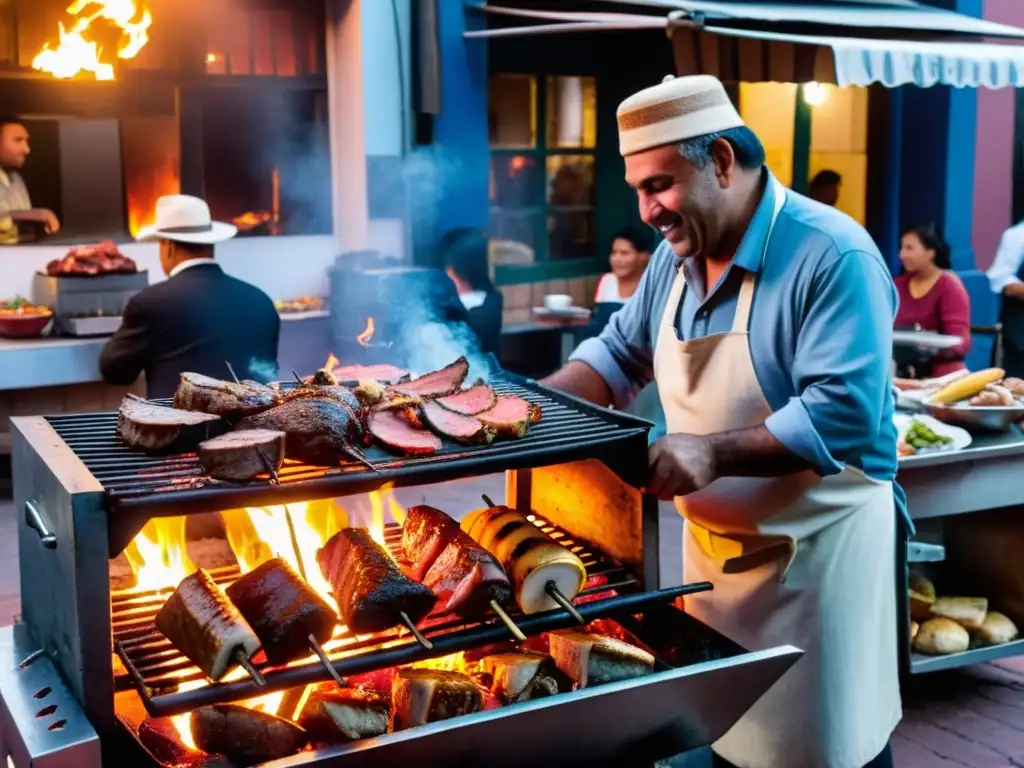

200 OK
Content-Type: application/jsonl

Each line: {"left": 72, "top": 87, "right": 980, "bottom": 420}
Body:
{"left": 0, "top": 312, "right": 53, "bottom": 338}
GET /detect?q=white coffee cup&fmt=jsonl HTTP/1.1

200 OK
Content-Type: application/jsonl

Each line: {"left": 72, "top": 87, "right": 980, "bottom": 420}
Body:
{"left": 544, "top": 294, "right": 573, "bottom": 311}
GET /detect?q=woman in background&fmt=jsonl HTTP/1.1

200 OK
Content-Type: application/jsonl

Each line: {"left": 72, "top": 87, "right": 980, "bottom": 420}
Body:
{"left": 594, "top": 226, "right": 653, "bottom": 304}
{"left": 441, "top": 227, "right": 503, "bottom": 357}
{"left": 894, "top": 223, "right": 972, "bottom": 378}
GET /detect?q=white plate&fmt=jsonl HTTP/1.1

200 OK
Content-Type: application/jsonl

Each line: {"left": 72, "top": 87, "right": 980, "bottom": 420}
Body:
{"left": 532, "top": 306, "right": 591, "bottom": 320}
{"left": 893, "top": 413, "right": 972, "bottom": 458}
{"left": 892, "top": 330, "right": 963, "bottom": 350}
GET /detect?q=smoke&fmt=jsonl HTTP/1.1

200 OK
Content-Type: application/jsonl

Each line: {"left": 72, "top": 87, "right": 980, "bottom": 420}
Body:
{"left": 247, "top": 357, "right": 280, "bottom": 383}
{"left": 403, "top": 321, "right": 491, "bottom": 382}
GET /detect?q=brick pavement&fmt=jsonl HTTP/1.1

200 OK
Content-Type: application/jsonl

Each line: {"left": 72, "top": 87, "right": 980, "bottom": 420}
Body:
{"left": 1, "top": 489, "right": 1023, "bottom": 766}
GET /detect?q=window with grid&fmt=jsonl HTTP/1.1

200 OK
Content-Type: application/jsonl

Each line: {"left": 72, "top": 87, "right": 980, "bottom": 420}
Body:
{"left": 489, "top": 74, "right": 598, "bottom": 267}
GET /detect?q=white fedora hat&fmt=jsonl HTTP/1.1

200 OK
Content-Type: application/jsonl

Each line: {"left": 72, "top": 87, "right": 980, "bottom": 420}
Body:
{"left": 136, "top": 194, "right": 238, "bottom": 244}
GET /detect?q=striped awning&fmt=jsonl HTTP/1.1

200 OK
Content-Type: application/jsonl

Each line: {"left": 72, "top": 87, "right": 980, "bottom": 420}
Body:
{"left": 467, "top": 2, "right": 1024, "bottom": 89}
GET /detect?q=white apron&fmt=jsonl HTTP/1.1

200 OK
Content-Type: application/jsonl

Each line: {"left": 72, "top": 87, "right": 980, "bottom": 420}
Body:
{"left": 654, "top": 183, "right": 900, "bottom": 768}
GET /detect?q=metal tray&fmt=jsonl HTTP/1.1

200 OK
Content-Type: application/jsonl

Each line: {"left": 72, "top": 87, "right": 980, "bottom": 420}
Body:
{"left": 923, "top": 401, "right": 1024, "bottom": 431}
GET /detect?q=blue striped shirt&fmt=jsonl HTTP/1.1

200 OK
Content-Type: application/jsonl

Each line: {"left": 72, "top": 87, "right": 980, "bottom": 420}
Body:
{"left": 571, "top": 171, "right": 908, "bottom": 523}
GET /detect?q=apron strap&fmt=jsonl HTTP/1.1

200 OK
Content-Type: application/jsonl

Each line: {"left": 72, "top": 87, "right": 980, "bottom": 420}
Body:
{"left": 731, "top": 272, "right": 757, "bottom": 333}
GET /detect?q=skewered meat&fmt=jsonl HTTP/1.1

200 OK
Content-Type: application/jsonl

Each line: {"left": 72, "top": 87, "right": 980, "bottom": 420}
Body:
{"left": 420, "top": 401, "right": 494, "bottom": 445}
{"left": 117, "top": 394, "right": 225, "bottom": 452}
{"left": 45, "top": 240, "right": 138, "bottom": 276}
{"left": 236, "top": 399, "right": 365, "bottom": 466}
{"left": 333, "top": 363, "right": 409, "bottom": 384}
{"left": 548, "top": 631, "right": 654, "bottom": 687}
{"left": 477, "top": 396, "right": 542, "bottom": 439}
{"left": 402, "top": 505, "right": 512, "bottom": 616}
{"left": 198, "top": 429, "right": 285, "bottom": 482}
{"left": 282, "top": 384, "right": 362, "bottom": 415}
{"left": 154, "top": 570, "right": 261, "bottom": 681}
{"left": 174, "top": 373, "right": 279, "bottom": 418}
{"left": 297, "top": 685, "right": 391, "bottom": 744}
{"left": 368, "top": 409, "right": 442, "bottom": 455}
{"left": 192, "top": 704, "right": 308, "bottom": 766}
{"left": 461, "top": 506, "right": 586, "bottom": 615}
{"left": 225, "top": 558, "right": 337, "bottom": 665}
{"left": 391, "top": 669, "right": 483, "bottom": 730}
{"left": 392, "top": 356, "right": 469, "bottom": 398}
{"left": 479, "top": 652, "right": 566, "bottom": 703}
{"left": 317, "top": 528, "right": 437, "bottom": 634}
{"left": 436, "top": 383, "right": 497, "bottom": 416}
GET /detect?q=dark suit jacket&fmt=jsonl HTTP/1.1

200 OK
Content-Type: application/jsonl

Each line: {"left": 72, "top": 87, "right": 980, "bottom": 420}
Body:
{"left": 99, "top": 262, "right": 280, "bottom": 399}
{"left": 466, "top": 290, "right": 503, "bottom": 357}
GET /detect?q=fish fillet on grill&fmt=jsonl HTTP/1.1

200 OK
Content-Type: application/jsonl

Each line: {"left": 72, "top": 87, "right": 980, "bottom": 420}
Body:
{"left": 117, "top": 394, "right": 225, "bottom": 452}
{"left": 548, "top": 631, "right": 654, "bottom": 687}
{"left": 173, "top": 372, "right": 279, "bottom": 418}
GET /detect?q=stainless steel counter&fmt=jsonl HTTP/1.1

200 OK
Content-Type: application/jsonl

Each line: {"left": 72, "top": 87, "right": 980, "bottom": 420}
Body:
{"left": 898, "top": 428, "right": 1024, "bottom": 520}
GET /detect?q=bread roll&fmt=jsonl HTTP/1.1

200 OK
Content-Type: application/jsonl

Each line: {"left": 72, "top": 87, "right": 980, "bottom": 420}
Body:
{"left": 910, "top": 621, "right": 919, "bottom": 643}
{"left": 930, "top": 596, "right": 988, "bottom": 630}
{"left": 913, "top": 618, "right": 970, "bottom": 655}
{"left": 973, "top": 612, "right": 1019, "bottom": 646}
{"left": 909, "top": 590, "right": 935, "bottom": 621}
{"left": 909, "top": 574, "right": 936, "bottom": 601}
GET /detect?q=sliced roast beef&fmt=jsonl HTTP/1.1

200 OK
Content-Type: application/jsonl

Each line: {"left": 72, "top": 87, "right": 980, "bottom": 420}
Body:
{"left": 435, "top": 383, "right": 497, "bottom": 416}
{"left": 198, "top": 429, "right": 285, "bottom": 481}
{"left": 420, "top": 401, "right": 493, "bottom": 445}
{"left": 236, "top": 399, "right": 365, "bottom": 466}
{"left": 476, "top": 396, "right": 542, "bottom": 439}
{"left": 333, "top": 363, "right": 409, "bottom": 384}
{"left": 392, "top": 357, "right": 469, "bottom": 398}
{"left": 117, "top": 395, "right": 225, "bottom": 453}
{"left": 173, "top": 373, "right": 279, "bottom": 418}
{"left": 368, "top": 409, "right": 442, "bottom": 455}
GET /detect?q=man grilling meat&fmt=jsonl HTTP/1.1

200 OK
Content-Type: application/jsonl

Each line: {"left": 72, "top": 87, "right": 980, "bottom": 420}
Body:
{"left": 541, "top": 75, "right": 902, "bottom": 768}
{"left": 100, "top": 195, "right": 279, "bottom": 398}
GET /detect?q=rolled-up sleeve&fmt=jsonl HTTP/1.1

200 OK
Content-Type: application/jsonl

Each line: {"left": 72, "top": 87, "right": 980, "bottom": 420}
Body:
{"left": 569, "top": 249, "right": 669, "bottom": 408}
{"left": 764, "top": 249, "right": 897, "bottom": 475}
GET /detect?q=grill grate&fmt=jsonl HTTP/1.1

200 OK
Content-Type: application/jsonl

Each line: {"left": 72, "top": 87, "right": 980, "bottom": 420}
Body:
{"left": 45, "top": 376, "right": 650, "bottom": 518}
{"left": 111, "top": 517, "right": 708, "bottom": 719}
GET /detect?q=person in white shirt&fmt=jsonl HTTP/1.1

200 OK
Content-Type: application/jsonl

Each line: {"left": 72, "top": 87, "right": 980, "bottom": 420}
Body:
{"left": 986, "top": 220, "right": 1024, "bottom": 377}
{"left": 0, "top": 117, "right": 60, "bottom": 244}
{"left": 593, "top": 226, "right": 653, "bottom": 304}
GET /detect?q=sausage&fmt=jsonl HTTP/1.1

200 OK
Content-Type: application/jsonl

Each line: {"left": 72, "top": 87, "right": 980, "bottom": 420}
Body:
{"left": 225, "top": 558, "right": 337, "bottom": 666}
{"left": 154, "top": 569, "right": 261, "bottom": 681}
{"left": 461, "top": 506, "right": 586, "bottom": 614}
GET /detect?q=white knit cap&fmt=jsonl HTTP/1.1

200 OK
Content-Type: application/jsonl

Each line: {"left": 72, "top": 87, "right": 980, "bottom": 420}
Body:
{"left": 617, "top": 75, "right": 744, "bottom": 157}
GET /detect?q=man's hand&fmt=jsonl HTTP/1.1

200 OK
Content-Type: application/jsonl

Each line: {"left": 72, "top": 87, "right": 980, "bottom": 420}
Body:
{"left": 1005, "top": 282, "right": 1024, "bottom": 301}
{"left": 41, "top": 209, "right": 60, "bottom": 234}
{"left": 647, "top": 433, "right": 718, "bottom": 500}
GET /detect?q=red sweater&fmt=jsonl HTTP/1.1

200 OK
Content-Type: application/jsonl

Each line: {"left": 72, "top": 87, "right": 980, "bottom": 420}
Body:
{"left": 894, "top": 271, "right": 972, "bottom": 377}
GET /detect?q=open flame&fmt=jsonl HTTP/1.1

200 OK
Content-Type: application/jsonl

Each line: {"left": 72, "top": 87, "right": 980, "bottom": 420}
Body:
{"left": 33, "top": 0, "right": 153, "bottom": 81}
{"left": 231, "top": 167, "right": 282, "bottom": 234}
{"left": 125, "top": 518, "right": 194, "bottom": 592}
{"left": 356, "top": 318, "right": 376, "bottom": 347}
{"left": 368, "top": 483, "right": 406, "bottom": 552}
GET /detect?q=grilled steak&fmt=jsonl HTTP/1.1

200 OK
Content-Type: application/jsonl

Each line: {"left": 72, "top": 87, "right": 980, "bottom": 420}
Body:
{"left": 403, "top": 505, "right": 512, "bottom": 617}
{"left": 225, "top": 558, "right": 337, "bottom": 666}
{"left": 117, "top": 394, "right": 224, "bottom": 453}
{"left": 477, "top": 396, "right": 542, "bottom": 439}
{"left": 154, "top": 569, "right": 261, "bottom": 681}
{"left": 333, "top": 363, "right": 409, "bottom": 384}
{"left": 317, "top": 528, "right": 437, "bottom": 634}
{"left": 368, "top": 409, "right": 442, "bottom": 455}
{"left": 436, "top": 383, "right": 497, "bottom": 416}
{"left": 236, "top": 399, "right": 364, "bottom": 467}
{"left": 391, "top": 669, "right": 482, "bottom": 730}
{"left": 192, "top": 704, "right": 308, "bottom": 766}
{"left": 480, "top": 652, "right": 566, "bottom": 704}
{"left": 548, "top": 631, "right": 654, "bottom": 687}
{"left": 282, "top": 384, "right": 362, "bottom": 415}
{"left": 198, "top": 429, "right": 285, "bottom": 482}
{"left": 173, "top": 373, "right": 279, "bottom": 418}
{"left": 420, "top": 401, "right": 494, "bottom": 445}
{"left": 392, "top": 356, "right": 469, "bottom": 398}
{"left": 297, "top": 685, "right": 390, "bottom": 744}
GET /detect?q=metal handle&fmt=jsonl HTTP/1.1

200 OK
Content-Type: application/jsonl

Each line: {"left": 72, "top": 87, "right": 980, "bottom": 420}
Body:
{"left": 24, "top": 500, "right": 57, "bottom": 550}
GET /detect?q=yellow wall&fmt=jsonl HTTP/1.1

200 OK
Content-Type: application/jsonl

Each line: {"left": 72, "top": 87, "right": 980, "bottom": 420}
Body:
{"left": 739, "top": 82, "right": 868, "bottom": 225}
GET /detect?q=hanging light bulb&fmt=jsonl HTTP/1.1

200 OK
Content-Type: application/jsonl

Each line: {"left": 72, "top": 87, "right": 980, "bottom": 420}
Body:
{"left": 802, "top": 81, "right": 829, "bottom": 107}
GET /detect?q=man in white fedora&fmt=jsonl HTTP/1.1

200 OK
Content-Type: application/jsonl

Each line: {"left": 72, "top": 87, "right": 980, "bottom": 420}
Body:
{"left": 543, "top": 75, "right": 902, "bottom": 768}
{"left": 100, "top": 194, "right": 280, "bottom": 398}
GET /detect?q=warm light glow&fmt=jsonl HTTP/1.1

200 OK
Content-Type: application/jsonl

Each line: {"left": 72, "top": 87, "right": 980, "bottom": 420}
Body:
{"left": 169, "top": 679, "right": 205, "bottom": 749}
{"left": 411, "top": 652, "right": 473, "bottom": 673}
{"left": 33, "top": 0, "right": 153, "bottom": 81}
{"left": 125, "top": 518, "right": 194, "bottom": 592}
{"left": 168, "top": 681, "right": 286, "bottom": 748}
{"left": 802, "top": 82, "right": 830, "bottom": 107}
{"left": 367, "top": 483, "right": 405, "bottom": 554}
{"left": 356, "top": 318, "right": 376, "bottom": 347}
{"left": 271, "top": 167, "right": 281, "bottom": 234}
{"left": 206, "top": 53, "right": 218, "bottom": 64}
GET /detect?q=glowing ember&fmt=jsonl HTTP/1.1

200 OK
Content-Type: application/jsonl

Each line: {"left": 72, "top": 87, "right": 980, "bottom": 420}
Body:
{"left": 33, "top": 0, "right": 153, "bottom": 81}
{"left": 411, "top": 652, "right": 474, "bottom": 674}
{"left": 356, "top": 317, "right": 376, "bottom": 347}
{"left": 125, "top": 518, "right": 194, "bottom": 592}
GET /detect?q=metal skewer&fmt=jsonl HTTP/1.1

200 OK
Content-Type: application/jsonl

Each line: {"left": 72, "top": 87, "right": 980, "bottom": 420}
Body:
{"left": 255, "top": 448, "right": 281, "bottom": 485}
{"left": 308, "top": 634, "right": 348, "bottom": 688}
{"left": 482, "top": 494, "right": 495, "bottom": 507}
{"left": 490, "top": 600, "right": 526, "bottom": 641}
{"left": 234, "top": 649, "right": 267, "bottom": 686}
{"left": 546, "top": 581, "right": 585, "bottom": 625}
{"left": 225, "top": 360, "right": 240, "bottom": 384}
{"left": 292, "top": 370, "right": 306, "bottom": 386}
{"left": 345, "top": 446, "right": 382, "bottom": 475}
{"left": 399, "top": 611, "right": 433, "bottom": 650}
